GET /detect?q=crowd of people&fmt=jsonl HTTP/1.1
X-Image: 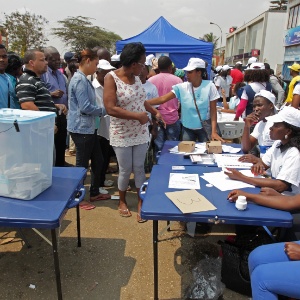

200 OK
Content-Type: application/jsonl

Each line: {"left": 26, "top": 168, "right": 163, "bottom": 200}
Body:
{"left": 1, "top": 41, "right": 300, "bottom": 299}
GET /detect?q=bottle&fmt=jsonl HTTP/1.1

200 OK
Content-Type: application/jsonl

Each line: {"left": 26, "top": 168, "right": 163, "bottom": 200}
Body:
{"left": 235, "top": 195, "right": 247, "bottom": 210}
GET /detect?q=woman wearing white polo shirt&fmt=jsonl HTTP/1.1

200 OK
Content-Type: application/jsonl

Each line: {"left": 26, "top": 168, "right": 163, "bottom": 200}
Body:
{"left": 148, "top": 58, "right": 224, "bottom": 142}
{"left": 239, "top": 90, "right": 276, "bottom": 163}
{"left": 225, "top": 106, "right": 300, "bottom": 194}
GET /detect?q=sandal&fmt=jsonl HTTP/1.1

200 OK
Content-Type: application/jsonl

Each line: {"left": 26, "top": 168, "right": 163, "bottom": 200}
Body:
{"left": 137, "top": 213, "right": 147, "bottom": 223}
{"left": 118, "top": 208, "right": 132, "bottom": 217}
{"left": 90, "top": 193, "right": 111, "bottom": 202}
{"left": 79, "top": 203, "right": 96, "bottom": 210}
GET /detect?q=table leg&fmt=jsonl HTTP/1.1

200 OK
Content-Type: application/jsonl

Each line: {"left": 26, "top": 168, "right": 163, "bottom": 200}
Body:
{"left": 76, "top": 205, "right": 81, "bottom": 247}
{"left": 153, "top": 220, "right": 158, "bottom": 300}
{"left": 167, "top": 221, "right": 170, "bottom": 231}
{"left": 51, "top": 229, "right": 63, "bottom": 300}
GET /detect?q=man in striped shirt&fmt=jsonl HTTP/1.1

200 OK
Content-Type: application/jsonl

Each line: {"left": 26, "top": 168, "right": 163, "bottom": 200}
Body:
{"left": 16, "top": 49, "right": 67, "bottom": 114}
{"left": 16, "top": 49, "right": 67, "bottom": 130}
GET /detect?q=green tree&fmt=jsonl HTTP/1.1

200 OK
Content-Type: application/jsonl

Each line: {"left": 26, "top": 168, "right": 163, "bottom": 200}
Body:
{"left": 269, "top": 0, "right": 288, "bottom": 10}
{"left": 201, "top": 32, "right": 219, "bottom": 52}
{"left": 52, "top": 16, "right": 121, "bottom": 53}
{"left": 4, "top": 10, "right": 48, "bottom": 56}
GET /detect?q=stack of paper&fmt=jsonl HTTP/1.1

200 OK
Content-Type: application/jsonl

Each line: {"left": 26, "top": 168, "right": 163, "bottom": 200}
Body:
{"left": 222, "top": 145, "right": 241, "bottom": 153}
{"left": 201, "top": 169, "right": 261, "bottom": 191}
{"left": 214, "top": 154, "right": 252, "bottom": 169}
{"left": 168, "top": 173, "right": 200, "bottom": 189}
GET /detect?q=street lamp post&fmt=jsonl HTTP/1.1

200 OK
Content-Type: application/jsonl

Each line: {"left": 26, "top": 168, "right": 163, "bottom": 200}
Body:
{"left": 210, "top": 22, "right": 223, "bottom": 54}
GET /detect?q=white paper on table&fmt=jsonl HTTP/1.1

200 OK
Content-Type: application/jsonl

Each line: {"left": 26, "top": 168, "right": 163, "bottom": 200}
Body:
{"left": 168, "top": 173, "right": 200, "bottom": 189}
{"left": 222, "top": 145, "right": 241, "bottom": 154}
{"left": 214, "top": 154, "right": 252, "bottom": 169}
{"left": 165, "top": 189, "right": 217, "bottom": 214}
{"left": 200, "top": 170, "right": 260, "bottom": 191}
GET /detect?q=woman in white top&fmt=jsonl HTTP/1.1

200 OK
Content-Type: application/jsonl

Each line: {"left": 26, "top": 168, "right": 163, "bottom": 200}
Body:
{"left": 239, "top": 90, "right": 276, "bottom": 163}
{"left": 225, "top": 106, "right": 300, "bottom": 194}
{"left": 104, "top": 43, "right": 162, "bottom": 222}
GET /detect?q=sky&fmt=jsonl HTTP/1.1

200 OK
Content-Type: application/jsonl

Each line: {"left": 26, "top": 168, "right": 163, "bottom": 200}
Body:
{"left": 1, "top": 0, "right": 272, "bottom": 55}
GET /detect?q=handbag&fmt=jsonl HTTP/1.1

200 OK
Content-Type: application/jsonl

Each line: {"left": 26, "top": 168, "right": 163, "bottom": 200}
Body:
{"left": 191, "top": 84, "right": 221, "bottom": 140}
{"left": 220, "top": 229, "right": 275, "bottom": 296}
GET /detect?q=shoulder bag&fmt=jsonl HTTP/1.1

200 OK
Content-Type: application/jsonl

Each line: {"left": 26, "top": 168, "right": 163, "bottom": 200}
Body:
{"left": 191, "top": 83, "right": 221, "bottom": 140}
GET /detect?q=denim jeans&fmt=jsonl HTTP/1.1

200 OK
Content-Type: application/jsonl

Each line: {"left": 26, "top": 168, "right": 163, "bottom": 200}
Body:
{"left": 154, "top": 119, "right": 181, "bottom": 152}
{"left": 182, "top": 126, "right": 208, "bottom": 142}
{"left": 249, "top": 241, "right": 300, "bottom": 299}
{"left": 70, "top": 131, "right": 103, "bottom": 196}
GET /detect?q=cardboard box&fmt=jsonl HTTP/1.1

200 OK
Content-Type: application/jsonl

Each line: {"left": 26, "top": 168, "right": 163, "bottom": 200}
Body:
{"left": 178, "top": 141, "right": 195, "bottom": 153}
{"left": 206, "top": 141, "right": 222, "bottom": 154}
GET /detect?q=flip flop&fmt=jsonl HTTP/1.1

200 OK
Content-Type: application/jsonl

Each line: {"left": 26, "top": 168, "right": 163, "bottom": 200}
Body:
{"left": 118, "top": 208, "right": 132, "bottom": 217}
{"left": 90, "top": 193, "right": 111, "bottom": 202}
{"left": 137, "top": 213, "right": 147, "bottom": 223}
{"left": 79, "top": 203, "right": 96, "bottom": 210}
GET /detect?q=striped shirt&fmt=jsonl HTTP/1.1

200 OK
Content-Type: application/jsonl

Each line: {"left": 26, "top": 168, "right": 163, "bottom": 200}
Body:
{"left": 16, "top": 69, "right": 57, "bottom": 113}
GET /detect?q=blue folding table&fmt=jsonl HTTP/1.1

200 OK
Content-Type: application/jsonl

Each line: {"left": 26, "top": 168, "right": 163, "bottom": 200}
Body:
{"left": 0, "top": 167, "right": 87, "bottom": 300}
{"left": 157, "top": 140, "right": 242, "bottom": 166}
{"left": 140, "top": 165, "right": 293, "bottom": 300}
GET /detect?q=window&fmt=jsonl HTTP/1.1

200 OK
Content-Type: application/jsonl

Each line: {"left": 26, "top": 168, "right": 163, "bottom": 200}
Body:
{"left": 246, "top": 21, "right": 263, "bottom": 52}
{"left": 288, "top": 4, "right": 300, "bottom": 29}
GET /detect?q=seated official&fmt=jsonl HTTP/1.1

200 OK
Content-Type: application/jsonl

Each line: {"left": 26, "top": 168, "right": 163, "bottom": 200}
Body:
{"left": 227, "top": 189, "right": 300, "bottom": 300}
{"left": 225, "top": 106, "right": 300, "bottom": 194}
{"left": 239, "top": 90, "right": 276, "bottom": 164}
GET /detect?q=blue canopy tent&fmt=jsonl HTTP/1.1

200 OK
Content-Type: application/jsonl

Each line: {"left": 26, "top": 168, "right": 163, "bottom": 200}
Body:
{"left": 116, "top": 16, "right": 213, "bottom": 74}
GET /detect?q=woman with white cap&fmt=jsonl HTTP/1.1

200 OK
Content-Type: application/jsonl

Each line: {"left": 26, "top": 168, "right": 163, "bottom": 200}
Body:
{"left": 225, "top": 106, "right": 300, "bottom": 195}
{"left": 239, "top": 90, "right": 276, "bottom": 163}
{"left": 234, "top": 63, "right": 271, "bottom": 120}
{"left": 148, "top": 58, "right": 224, "bottom": 142}
{"left": 214, "top": 64, "right": 233, "bottom": 101}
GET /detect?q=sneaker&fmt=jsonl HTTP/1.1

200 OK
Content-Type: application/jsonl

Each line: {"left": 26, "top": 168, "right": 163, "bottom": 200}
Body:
{"left": 104, "top": 180, "right": 114, "bottom": 187}
{"left": 99, "top": 187, "right": 109, "bottom": 194}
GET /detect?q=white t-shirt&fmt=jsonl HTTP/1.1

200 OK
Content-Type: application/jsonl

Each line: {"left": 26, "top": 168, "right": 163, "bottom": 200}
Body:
{"left": 293, "top": 83, "right": 300, "bottom": 95}
{"left": 241, "top": 82, "right": 268, "bottom": 100}
{"left": 251, "top": 120, "right": 273, "bottom": 146}
{"left": 92, "top": 78, "right": 110, "bottom": 140}
{"left": 214, "top": 75, "right": 233, "bottom": 97}
{"left": 262, "top": 140, "right": 300, "bottom": 194}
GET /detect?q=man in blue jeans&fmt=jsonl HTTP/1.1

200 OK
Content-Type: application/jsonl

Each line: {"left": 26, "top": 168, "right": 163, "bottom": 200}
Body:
{"left": 148, "top": 56, "right": 182, "bottom": 153}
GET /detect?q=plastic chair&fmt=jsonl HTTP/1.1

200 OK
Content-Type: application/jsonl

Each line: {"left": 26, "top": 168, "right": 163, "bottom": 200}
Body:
{"left": 218, "top": 121, "right": 245, "bottom": 140}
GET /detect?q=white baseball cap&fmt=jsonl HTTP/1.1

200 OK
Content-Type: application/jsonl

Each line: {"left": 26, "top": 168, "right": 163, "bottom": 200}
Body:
{"left": 254, "top": 90, "right": 275, "bottom": 105}
{"left": 215, "top": 66, "right": 222, "bottom": 72}
{"left": 222, "top": 65, "right": 233, "bottom": 71}
{"left": 265, "top": 106, "right": 300, "bottom": 128}
{"left": 183, "top": 58, "right": 206, "bottom": 71}
{"left": 247, "top": 62, "right": 265, "bottom": 70}
{"left": 97, "top": 59, "right": 115, "bottom": 70}
{"left": 236, "top": 61, "right": 243, "bottom": 65}
{"left": 247, "top": 57, "right": 258, "bottom": 65}
{"left": 111, "top": 54, "right": 120, "bottom": 62}
{"left": 145, "top": 54, "right": 155, "bottom": 66}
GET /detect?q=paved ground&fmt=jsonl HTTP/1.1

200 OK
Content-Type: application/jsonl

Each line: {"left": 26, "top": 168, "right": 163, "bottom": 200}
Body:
{"left": 0, "top": 155, "right": 251, "bottom": 300}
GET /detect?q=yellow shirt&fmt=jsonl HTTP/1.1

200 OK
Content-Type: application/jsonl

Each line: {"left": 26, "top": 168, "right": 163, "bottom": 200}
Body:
{"left": 286, "top": 75, "right": 300, "bottom": 103}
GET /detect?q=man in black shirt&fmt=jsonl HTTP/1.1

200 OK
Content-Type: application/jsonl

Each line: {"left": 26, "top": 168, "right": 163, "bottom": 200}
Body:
{"left": 16, "top": 49, "right": 67, "bottom": 163}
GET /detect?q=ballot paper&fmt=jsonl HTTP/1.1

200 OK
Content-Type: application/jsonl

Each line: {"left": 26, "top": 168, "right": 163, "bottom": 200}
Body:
{"left": 165, "top": 189, "right": 217, "bottom": 214}
{"left": 201, "top": 169, "right": 262, "bottom": 191}
{"left": 221, "top": 145, "right": 241, "bottom": 153}
{"left": 214, "top": 154, "right": 252, "bottom": 169}
{"left": 168, "top": 173, "right": 200, "bottom": 189}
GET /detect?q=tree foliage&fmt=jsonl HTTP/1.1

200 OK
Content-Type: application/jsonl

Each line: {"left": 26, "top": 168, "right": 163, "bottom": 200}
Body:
{"left": 4, "top": 10, "right": 48, "bottom": 56}
{"left": 201, "top": 32, "right": 219, "bottom": 51}
{"left": 269, "top": 0, "right": 288, "bottom": 10}
{"left": 52, "top": 16, "right": 121, "bottom": 53}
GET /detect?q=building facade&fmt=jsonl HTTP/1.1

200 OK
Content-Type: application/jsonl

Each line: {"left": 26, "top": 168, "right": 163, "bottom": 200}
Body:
{"left": 225, "top": 10, "right": 286, "bottom": 72}
{"left": 283, "top": 0, "right": 300, "bottom": 79}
